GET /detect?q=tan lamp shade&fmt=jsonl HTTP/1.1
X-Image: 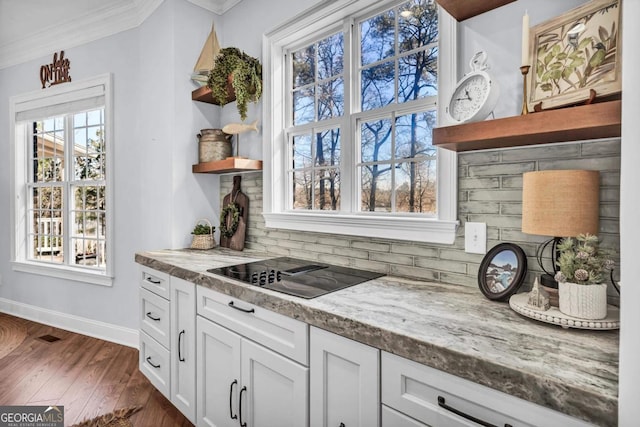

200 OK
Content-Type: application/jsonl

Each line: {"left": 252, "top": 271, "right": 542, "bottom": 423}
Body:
{"left": 522, "top": 170, "right": 599, "bottom": 237}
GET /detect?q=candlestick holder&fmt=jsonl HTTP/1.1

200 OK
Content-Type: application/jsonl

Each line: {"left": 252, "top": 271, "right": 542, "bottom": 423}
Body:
{"left": 520, "top": 65, "right": 531, "bottom": 115}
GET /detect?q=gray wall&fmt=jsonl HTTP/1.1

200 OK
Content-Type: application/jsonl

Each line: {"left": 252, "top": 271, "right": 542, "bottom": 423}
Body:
{"left": 221, "top": 138, "right": 620, "bottom": 292}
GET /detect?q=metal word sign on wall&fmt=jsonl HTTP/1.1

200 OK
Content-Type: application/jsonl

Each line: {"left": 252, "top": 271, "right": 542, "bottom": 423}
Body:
{"left": 40, "top": 50, "right": 72, "bottom": 89}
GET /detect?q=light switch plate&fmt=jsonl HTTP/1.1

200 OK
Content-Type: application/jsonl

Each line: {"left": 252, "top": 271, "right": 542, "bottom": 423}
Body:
{"left": 465, "top": 222, "right": 487, "bottom": 254}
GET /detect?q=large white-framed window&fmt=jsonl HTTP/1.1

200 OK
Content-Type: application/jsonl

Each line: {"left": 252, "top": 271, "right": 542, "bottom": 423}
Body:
{"left": 10, "top": 74, "right": 114, "bottom": 286}
{"left": 263, "top": 0, "right": 458, "bottom": 243}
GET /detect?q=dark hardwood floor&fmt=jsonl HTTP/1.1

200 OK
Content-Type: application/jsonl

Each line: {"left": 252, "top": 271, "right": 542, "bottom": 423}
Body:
{"left": 0, "top": 312, "right": 193, "bottom": 427}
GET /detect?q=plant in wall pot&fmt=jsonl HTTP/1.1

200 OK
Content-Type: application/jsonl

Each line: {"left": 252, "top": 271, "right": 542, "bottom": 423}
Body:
{"left": 207, "top": 47, "right": 262, "bottom": 121}
{"left": 555, "top": 234, "right": 615, "bottom": 320}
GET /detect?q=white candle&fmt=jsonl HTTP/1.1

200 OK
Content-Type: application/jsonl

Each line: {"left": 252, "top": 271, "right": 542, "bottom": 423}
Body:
{"left": 521, "top": 11, "right": 530, "bottom": 66}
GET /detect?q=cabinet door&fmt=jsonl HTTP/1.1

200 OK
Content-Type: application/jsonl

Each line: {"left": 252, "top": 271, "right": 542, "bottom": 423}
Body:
{"left": 310, "top": 326, "right": 380, "bottom": 427}
{"left": 197, "top": 316, "right": 242, "bottom": 427}
{"left": 240, "top": 339, "right": 309, "bottom": 427}
{"left": 170, "top": 277, "right": 196, "bottom": 423}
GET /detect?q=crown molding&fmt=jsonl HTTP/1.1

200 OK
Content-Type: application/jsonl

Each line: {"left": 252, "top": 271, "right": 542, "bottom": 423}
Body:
{"left": 186, "top": 0, "right": 242, "bottom": 15}
{"left": 0, "top": 0, "right": 164, "bottom": 70}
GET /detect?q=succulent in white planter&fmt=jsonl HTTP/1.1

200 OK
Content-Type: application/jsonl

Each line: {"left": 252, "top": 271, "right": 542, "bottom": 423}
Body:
{"left": 554, "top": 234, "right": 615, "bottom": 319}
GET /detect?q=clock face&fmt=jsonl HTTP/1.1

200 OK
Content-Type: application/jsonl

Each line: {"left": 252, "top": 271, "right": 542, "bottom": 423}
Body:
{"left": 448, "top": 74, "right": 491, "bottom": 123}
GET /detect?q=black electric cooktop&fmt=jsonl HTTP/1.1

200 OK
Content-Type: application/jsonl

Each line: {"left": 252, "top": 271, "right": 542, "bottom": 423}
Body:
{"left": 207, "top": 257, "right": 384, "bottom": 299}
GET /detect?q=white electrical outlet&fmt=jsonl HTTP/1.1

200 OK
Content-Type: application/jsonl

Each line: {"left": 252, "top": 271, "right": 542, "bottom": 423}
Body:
{"left": 465, "top": 222, "right": 487, "bottom": 254}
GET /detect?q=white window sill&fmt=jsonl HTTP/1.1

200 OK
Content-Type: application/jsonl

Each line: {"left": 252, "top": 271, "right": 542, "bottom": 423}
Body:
{"left": 12, "top": 261, "right": 113, "bottom": 287}
{"left": 263, "top": 212, "right": 459, "bottom": 244}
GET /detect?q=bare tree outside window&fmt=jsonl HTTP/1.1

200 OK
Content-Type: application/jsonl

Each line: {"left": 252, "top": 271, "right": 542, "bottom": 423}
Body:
{"left": 287, "top": 0, "right": 438, "bottom": 215}
{"left": 360, "top": 0, "right": 438, "bottom": 214}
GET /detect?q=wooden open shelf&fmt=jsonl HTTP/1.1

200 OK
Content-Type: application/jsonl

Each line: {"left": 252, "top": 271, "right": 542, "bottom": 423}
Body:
{"left": 192, "top": 86, "right": 236, "bottom": 106}
{"left": 436, "top": 0, "right": 516, "bottom": 21}
{"left": 433, "top": 100, "right": 621, "bottom": 152}
{"left": 192, "top": 157, "right": 262, "bottom": 174}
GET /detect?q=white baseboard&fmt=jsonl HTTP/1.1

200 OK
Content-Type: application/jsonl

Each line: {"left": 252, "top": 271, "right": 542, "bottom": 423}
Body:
{"left": 0, "top": 297, "right": 139, "bottom": 349}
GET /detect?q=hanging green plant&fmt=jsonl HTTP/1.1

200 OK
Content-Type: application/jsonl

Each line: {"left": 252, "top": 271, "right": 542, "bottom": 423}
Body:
{"left": 207, "top": 47, "right": 262, "bottom": 121}
{"left": 220, "top": 203, "right": 240, "bottom": 238}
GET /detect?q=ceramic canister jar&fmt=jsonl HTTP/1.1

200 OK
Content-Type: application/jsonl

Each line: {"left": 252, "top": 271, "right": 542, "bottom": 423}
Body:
{"left": 197, "top": 129, "right": 232, "bottom": 162}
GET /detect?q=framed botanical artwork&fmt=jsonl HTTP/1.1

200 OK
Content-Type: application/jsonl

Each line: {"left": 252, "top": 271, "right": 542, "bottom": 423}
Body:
{"left": 528, "top": 0, "right": 621, "bottom": 110}
{"left": 478, "top": 243, "right": 527, "bottom": 302}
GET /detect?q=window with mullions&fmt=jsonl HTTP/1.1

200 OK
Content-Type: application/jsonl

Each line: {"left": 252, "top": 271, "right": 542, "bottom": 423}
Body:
{"left": 265, "top": 0, "right": 457, "bottom": 243}
{"left": 28, "top": 109, "right": 107, "bottom": 269}
{"left": 286, "top": 0, "right": 439, "bottom": 215}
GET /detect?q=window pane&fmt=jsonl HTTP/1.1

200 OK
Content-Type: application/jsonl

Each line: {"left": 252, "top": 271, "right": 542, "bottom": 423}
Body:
{"left": 318, "top": 78, "right": 344, "bottom": 120}
{"left": 361, "top": 118, "right": 392, "bottom": 163}
{"left": 398, "top": 0, "right": 438, "bottom": 53}
{"left": 292, "top": 170, "right": 313, "bottom": 209}
{"left": 87, "top": 110, "right": 102, "bottom": 126}
{"left": 292, "top": 46, "right": 315, "bottom": 88}
{"left": 394, "top": 111, "right": 437, "bottom": 159}
{"left": 395, "top": 160, "right": 436, "bottom": 213}
{"left": 361, "top": 165, "right": 392, "bottom": 212}
{"left": 293, "top": 87, "right": 315, "bottom": 125}
{"left": 360, "top": 9, "right": 395, "bottom": 66}
{"left": 314, "top": 168, "right": 340, "bottom": 210}
{"left": 315, "top": 128, "right": 341, "bottom": 167}
{"left": 398, "top": 48, "right": 438, "bottom": 101}
{"left": 318, "top": 33, "right": 344, "bottom": 80}
{"left": 74, "top": 155, "right": 103, "bottom": 180}
{"left": 292, "top": 134, "right": 312, "bottom": 169}
{"left": 361, "top": 61, "right": 395, "bottom": 111}
{"left": 72, "top": 238, "right": 102, "bottom": 266}
{"left": 32, "top": 211, "right": 63, "bottom": 263}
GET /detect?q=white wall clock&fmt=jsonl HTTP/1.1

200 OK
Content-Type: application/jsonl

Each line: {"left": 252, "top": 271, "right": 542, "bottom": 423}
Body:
{"left": 446, "top": 51, "right": 500, "bottom": 124}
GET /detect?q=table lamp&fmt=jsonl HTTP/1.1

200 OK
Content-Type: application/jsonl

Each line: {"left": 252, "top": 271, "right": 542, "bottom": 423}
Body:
{"left": 521, "top": 170, "right": 600, "bottom": 289}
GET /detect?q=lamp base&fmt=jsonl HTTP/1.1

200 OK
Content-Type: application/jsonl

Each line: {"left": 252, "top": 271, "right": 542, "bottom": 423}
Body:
{"left": 540, "top": 273, "right": 557, "bottom": 288}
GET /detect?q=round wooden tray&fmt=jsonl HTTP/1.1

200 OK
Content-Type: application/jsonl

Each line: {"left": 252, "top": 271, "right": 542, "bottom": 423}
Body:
{"left": 509, "top": 293, "right": 619, "bottom": 330}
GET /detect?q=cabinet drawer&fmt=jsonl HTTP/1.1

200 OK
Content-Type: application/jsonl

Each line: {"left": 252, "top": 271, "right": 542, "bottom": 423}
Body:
{"left": 381, "top": 352, "right": 592, "bottom": 427}
{"left": 140, "top": 331, "right": 170, "bottom": 399}
{"left": 382, "top": 405, "right": 428, "bottom": 427}
{"left": 197, "top": 286, "right": 308, "bottom": 365}
{"left": 140, "top": 266, "right": 170, "bottom": 299}
{"left": 140, "top": 288, "right": 170, "bottom": 348}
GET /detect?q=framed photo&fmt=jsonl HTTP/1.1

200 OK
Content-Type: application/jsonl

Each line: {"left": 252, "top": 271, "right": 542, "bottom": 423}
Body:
{"left": 478, "top": 243, "right": 527, "bottom": 301}
{"left": 528, "top": 0, "right": 621, "bottom": 110}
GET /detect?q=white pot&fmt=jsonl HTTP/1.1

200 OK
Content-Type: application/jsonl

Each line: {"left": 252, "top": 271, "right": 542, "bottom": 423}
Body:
{"left": 558, "top": 282, "right": 608, "bottom": 320}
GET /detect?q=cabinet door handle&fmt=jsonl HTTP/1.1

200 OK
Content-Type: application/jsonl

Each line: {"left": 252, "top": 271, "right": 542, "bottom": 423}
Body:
{"left": 146, "top": 312, "right": 161, "bottom": 321}
{"left": 229, "top": 379, "right": 238, "bottom": 420}
{"left": 438, "top": 396, "right": 511, "bottom": 427}
{"left": 146, "top": 356, "right": 160, "bottom": 369}
{"left": 239, "top": 386, "right": 247, "bottom": 427}
{"left": 178, "top": 330, "right": 185, "bottom": 362}
{"left": 228, "top": 301, "right": 255, "bottom": 314}
{"left": 147, "top": 277, "right": 161, "bottom": 284}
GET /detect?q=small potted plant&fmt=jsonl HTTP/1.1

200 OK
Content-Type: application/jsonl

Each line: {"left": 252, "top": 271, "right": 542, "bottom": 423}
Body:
{"left": 190, "top": 219, "right": 216, "bottom": 250}
{"left": 554, "top": 234, "right": 615, "bottom": 319}
{"left": 207, "top": 47, "right": 262, "bottom": 121}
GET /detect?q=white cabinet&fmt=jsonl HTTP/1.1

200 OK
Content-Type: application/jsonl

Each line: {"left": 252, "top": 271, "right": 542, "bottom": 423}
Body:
{"left": 381, "top": 351, "right": 593, "bottom": 427}
{"left": 241, "top": 338, "right": 308, "bottom": 427}
{"left": 197, "top": 316, "right": 241, "bottom": 427}
{"left": 196, "top": 285, "right": 309, "bottom": 427}
{"left": 310, "top": 326, "right": 380, "bottom": 427}
{"left": 170, "top": 277, "right": 196, "bottom": 422}
{"left": 138, "top": 267, "right": 196, "bottom": 424}
{"left": 139, "top": 267, "right": 172, "bottom": 399}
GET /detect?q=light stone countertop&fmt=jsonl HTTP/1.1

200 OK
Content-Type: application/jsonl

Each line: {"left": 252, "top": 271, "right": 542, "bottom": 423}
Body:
{"left": 135, "top": 248, "right": 619, "bottom": 426}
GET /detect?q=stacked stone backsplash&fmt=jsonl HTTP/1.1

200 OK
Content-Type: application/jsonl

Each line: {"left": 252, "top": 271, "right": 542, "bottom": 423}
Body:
{"left": 220, "top": 138, "right": 620, "bottom": 293}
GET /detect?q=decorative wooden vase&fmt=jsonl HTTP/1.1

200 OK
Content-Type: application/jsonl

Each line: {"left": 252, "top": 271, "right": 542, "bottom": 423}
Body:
{"left": 558, "top": 282, "right": 608, "bottom": 320}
